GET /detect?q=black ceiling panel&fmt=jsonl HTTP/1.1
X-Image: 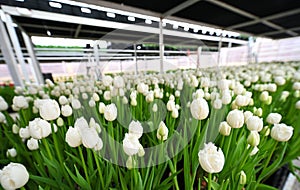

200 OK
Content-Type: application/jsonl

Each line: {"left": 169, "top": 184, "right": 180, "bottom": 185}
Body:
{"left": 174, "top": 1, "right": 251, "bottom": 27}
{"left": 270, "top": 13, "right": 300, "bottom": 28}
{"left": 221, "top": 0, "right": 300, "bottom": 17}
{"left": 266, "top": 33, "right": 292, "bottom": 39}
{"left": 103, "top": 0, "right": 186, "bottom": 13}
{"left": 237, "top": 23, "right": 274, "bottom": 34}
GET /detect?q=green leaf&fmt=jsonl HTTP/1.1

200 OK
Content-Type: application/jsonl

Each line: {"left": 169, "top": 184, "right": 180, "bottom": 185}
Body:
{"left": 30, "top": 175, "right": 61, "bottom": 189}
{"left": 256, "top": 184, "right": 278, "bottom": 190}
{"left": 203, "top": 176, "right": 220, "bottom": 190}
{"left": 259, "top": 142, "right": 288, "bottom": 180}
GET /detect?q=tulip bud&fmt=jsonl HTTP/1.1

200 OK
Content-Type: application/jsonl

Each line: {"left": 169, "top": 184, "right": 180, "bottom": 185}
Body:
{"left": 27, "top": 138, "right": 39, "bottom": 150}
{"left": 259, "top": 91, "right": 269, "bottom": 102}
{"left": 239, "top": 171, "right": 246, "bottom": 185}
{"left": 6, "top": 148, "right": 17, "bottom": 157}
{"left": 126, "top": 156, "right": 136, "bottom": 170}
{"left": 219, "top": 121, "right": 231, "bottom": 136}
{"left": 157, "top": 121, "right": 168, "bottom": 141}
{"left": 56, "top": 117, "right": 64, "bottom": 127}
{"left": 247, "top": 131, "right": 260, "bottom": 147}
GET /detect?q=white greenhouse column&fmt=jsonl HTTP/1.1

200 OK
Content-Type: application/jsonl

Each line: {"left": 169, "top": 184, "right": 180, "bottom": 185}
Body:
{"left": 134, "top": 43, "right": 138, "bottom": 75}
{"left": 217, "top": 36, "right": 223, "bottom": 65}
{"left": 21, "top": 31, "right": 44, "bottom": 84}
{"left": 159, "top": 18, "right": 164, "bottom": 73}
{"left": 93, "top": 41, "right": 102, "bottom": 80}
{"left": 0, "top": 18, "right": 23, "bottom": 87}
{"left": 197, "top": 46, "right": 202, "bottom": 69}
{"left": 5, "top": 14, "right": 30, "bottom": 83}
{"left": 226, "top": 42, "right": 232, "bottom": 65}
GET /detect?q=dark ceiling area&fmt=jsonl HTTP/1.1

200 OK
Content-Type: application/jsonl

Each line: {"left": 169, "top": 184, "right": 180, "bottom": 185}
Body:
{"left": 83, "top": 0, "right": 300, "bottom": 39}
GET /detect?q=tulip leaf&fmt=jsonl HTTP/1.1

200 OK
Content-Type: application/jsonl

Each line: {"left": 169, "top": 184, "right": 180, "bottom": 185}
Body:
{"left": 204, "top": 176, "right": 220, "bottom": 190}
{"left": 256, "top": 184, "right": 278, "bottom": 190}
{"left": 259, "top": 142, "right": 287, "bottom": 181}
{"left": 65, "top": 150, "right": 82, "bottom": 165}
{"left": 30, "top": 175, "right": 64, "bottom": 189}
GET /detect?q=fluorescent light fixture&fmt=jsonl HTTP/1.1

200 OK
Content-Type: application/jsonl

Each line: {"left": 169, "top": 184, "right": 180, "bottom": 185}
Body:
{"left": 46, "top": 30, "right": 51, "bottom": 36}
{"left": 49, "top": 2, "right": 62, "bottom": 9}
{"left": 145, "top": 19, "right": 152, "bottom": 24}
{"left": 81, "top": 7, "right": 91, "bottom": 14}
{"left": 173, "top": 24, "right": 178, "bottom": 29}
{"left": 162, "top": 22, "right": 166, "bottom": 27}
{"left": 184, "top": 26, "right": 189, "bottom": 31}
{"left": 106, "top": 12, "right": 116, "bottom": 18}
{"left": 15, "top": 0, "right": 25, "bottom": 2}
{"left": 137, "top": 46, "right": 141, "bottom": 50}
{"left": 201, "top": 30, "right": 207, "bottom": 34}
{"left": 209, "top": 30, "right": 214, "bottom": 35}
{"left": 193, "top": 28, "right": 199, "bottom": 33}
{"left": 32, "top": 36, "right": 95, "bottom": 47}
{"left": 16, "top": 7, "right": 31, "bottom": 16}
{"left": 128, "top": 16, "right": 135, "bottom": 21}
{"left": 12, "top": 23, "right": 18, "bottom": 27}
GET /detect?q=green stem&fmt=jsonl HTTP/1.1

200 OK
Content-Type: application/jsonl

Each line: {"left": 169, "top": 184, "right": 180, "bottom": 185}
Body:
{"left": 263, "top": 141, "right": 278, "bottom": 171}
{"left": 78, "top": 146, "right": 90, "bottom": 184}
{"left": 93, "top": 151, "right": 104, "bottom": 189}
{"left": 208, "top": 173, "right": 212, "bottom": 190}
{"left": 42, "top": 138, "right": 53, "bottom": 160}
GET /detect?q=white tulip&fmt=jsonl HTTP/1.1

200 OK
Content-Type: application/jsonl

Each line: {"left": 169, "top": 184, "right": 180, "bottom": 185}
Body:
{"left": 6, "top": 148, "right": 17, "bottom": 158}
{"left": 61, "top": 104, "right": 73, "bottom": 117}
{"left": 58, "top": 95, "right": 69, "bottom": 105}
{"left": 198, "top": 142, "right": 225, "bottom": 173}
{"left": 65, "top": 127, "right": 82, "bottom": 147}
{"left": 259, "top": 91, "right": 269, "bottom": 102}
{"left": 221, "top": 92, "right": 232, "bottom": 105}
{"left": 81, "top": 127, "right": 99, "bottom": 149}
{"left": 12, "top": 96, "right": 29, "bottom": 109}
{"left": 218, "top": 79, "right": 228, "bottom": 90}
{"left": 246, "top": 116, "right": 263, "bottom": 132}
{"left": 219, "top": 121, "right": 231, "bottom": 136}
{"left": 92, "top": 93, "right": 100, "bottom": 102}
{"left": 98, "top": 102, "right": 106, "bottom": 114}
{"left": 137, "top": 83, "right": 149, "bottom": 94}
{"left": 239, "top": 171, "right": 247, "bottom": 185}
{"left": 0, "top": 96, "right": 8, "bottom": 111}
{"left": 104, "top": 103, "right": 118, "bottom": 121}
{"left": 19, "top": 127, "right": 30, "bottom": 139}
{"left": 226, "top": 109, "right": 244, "bottom": 128}
{"left": 37, "top": 99, "right": 60, "bottom": 121}
{"left": 157, "top": 121, "right": 168, "bottom": 141}
{"left": 126, "top": 156, "right": 136, "bottom": 170}
{"left": 266, "top": 113, "right": 282, "bottom": 124}
{"left": 267, "top": 83, "right": 277, "bottom": 92}
{"left": 123, "top": 133, "right": 142, "bottom": 156}
{"left": 102, "top": 75, "right": 113, "bottom": 87}
{"left": 271, "top": 123, "right": 293, "bottom": 142}
{"left": 0, "top": 112, "right": 6, "bottom": 123}
{"left": 296, "top": 100, "right": 300, "bottom": 109}
{"left": 93, "top": 138, "right": 103, "bottom": 151}
{"left": 138, "top": 145, "right": 145, "bottom": 157}
{"left": 249, "top": 145, "right": 259, "bottom": 156}
{"left": 247, "top": 131, "right": 260, "bottom": 146}
{"left": 274, "top": 76, "right": 285, "bottom": 86}
{"left": 56, "top": 117, "right": 64, "bottom": 127}
{"left": 128, "top": 120, "right": 143, "bottom": 139}
{"left": 0, "top": 163, "right": 29, "bottom": 190}
{"left": 103, "top": 91, "right": 111, "bottom": 101}
{"left": 12, "top": 124, "right": 20, "bottom": 134}
{"left": 71, "top": 98, "right": 81, "bottom": 109}
{"left": 190, "top": 98, "right": 209, "bottom": 120}
{"left": 113, "top": 76, "right": 125, "bottom": 88}
{"left": 171, "top": 108, "right": 179, "bottom": 118}
{"left": 235, "top": 95, "right": 248, "bottom": 107}
{"left": 213, "top": 99, "right": 222, "bottom": 109}
{"left": 28, "top": 118, "right": 52, "bottom": 139}
{"left": 27, "top": 138, "right": 39, "bottom": 150}
{"left": 243, "top": 111, "right": 253, "bottom": 123}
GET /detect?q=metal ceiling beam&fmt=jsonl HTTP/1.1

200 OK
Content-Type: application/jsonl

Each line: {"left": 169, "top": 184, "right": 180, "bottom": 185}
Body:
{"left": 2, "top": 5, "right": 247, "bottom": 45}
{"left": 228, "top": 8, "right": 300, "bottom": 29}
{"left": 74, "top": 24, "right": 82, "bottom": 38}
{"left": 162, "top": 0, "right": 201, "bottom": 18}
{"left": 208, "top": 0, "right": 298, "bottom": 37}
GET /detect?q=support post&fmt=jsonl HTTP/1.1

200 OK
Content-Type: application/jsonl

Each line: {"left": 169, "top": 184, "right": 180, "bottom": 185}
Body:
{"left": 93, "top": 41, "right": 101, "bottom": 79}
{"left": 5, "top": 14, "right": 30, "bottom": 83}
{"left": 217, "top": 36, "right": 223, "bottom": 65}
{"left": 0, "top": 17, "right": 23, "bottom": 87}
{"left": 21, "top": 31, "right": 44, "bottom": 84}
{"left": 197, "top": 46, "right": 202, "bottom": 69}
{"left": 134, "top": 43, "right": 138, "bottom": 75}
{"left": 159, "top": 18, "right": 164, "bottom": 73}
